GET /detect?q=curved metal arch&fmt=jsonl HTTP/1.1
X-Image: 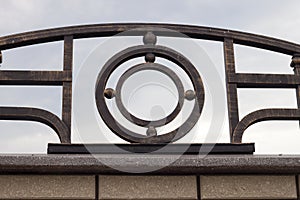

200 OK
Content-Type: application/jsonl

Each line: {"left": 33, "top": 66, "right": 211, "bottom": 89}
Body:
{"left": 232, "top": 109, "right": 300, "bottom": 143}
{"left": 0, "top": 23, "right": 299, "bottom": 55}
{"left": 0, "top": 107, "right": 70, "bottom": 143}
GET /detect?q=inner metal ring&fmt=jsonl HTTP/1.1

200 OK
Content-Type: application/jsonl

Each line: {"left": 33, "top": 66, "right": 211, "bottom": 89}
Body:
{"left": 95, "top": 45, "right": 205, "bottom": 143}
{"left": 115, "top": 62, "right": 185, "bottom": 127}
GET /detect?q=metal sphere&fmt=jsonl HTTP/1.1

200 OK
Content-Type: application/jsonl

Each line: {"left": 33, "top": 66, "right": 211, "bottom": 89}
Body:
{"left": 104, "top": 88, "right": 115, "bottom": 99}
{"left": 145, "top": 53, "right": 155, "bottom": 62}
{"left": 143, "top": 32, "right": 157, "bottom": 45}
{"left": 185, "top": 90, "right": 196, "bottom": 101}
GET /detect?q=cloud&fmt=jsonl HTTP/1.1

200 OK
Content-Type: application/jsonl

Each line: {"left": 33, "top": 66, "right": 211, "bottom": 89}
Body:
{"left": 0, "top": 1, "right": 300, "bottom": 153}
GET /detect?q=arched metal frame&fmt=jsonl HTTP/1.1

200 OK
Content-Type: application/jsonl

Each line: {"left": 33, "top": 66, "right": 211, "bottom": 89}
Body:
{"left": 0, "top": 23, "right": 300, "bottom": 144}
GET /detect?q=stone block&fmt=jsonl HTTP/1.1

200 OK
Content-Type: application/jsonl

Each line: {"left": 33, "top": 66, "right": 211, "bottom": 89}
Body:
{"left": 99, "top": 175, "right": 197, "bottom": 199}
{"left": 0, "top": 175, "right": 95, "bottom": 199}
{"left": 200, "top": 175, "right": 297, "bottom": 199}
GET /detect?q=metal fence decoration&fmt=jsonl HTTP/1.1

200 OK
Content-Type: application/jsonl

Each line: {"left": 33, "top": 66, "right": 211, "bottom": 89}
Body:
{"left": 95, "top": 31, "right": 204, "bottom": 144}
{"left": 0, "top": 23, "right": 300, "bottom": 154}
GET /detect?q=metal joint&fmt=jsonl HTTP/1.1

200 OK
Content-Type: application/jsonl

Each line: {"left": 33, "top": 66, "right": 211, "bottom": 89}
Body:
{"left": 290, "top": 53, "right": 300, "bottom": 67}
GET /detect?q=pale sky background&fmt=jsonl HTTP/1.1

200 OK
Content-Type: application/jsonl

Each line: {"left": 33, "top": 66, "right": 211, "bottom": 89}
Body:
{"left": 0, "top": 0, "right": 300, "bottom": 154}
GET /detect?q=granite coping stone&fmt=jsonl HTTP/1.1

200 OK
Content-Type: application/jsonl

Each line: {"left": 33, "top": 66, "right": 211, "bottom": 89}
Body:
{"left": 0, "top": 154, "right": 299, "bottom": 174}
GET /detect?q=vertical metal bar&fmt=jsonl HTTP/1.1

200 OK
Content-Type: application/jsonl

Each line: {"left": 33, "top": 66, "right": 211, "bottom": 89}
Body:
{"left": 291, "top": 54, "right": 300, "bottom": 127}
{"left": 224, "top": 38, "right": 239, "bottom": 142}
{"left": 62, "top": 35, "right": 73, "bottom": 143}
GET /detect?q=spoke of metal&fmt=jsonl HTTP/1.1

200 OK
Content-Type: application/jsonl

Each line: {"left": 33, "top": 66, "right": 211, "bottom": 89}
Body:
{"left": 0, "top": 107, "right": 70, "bottom": 143}
{"left": 0, "top": 71, "right": 71, "bottom": 85}
{"left": 232, "top": 109, "right": 300, "bottom": 143}
{"left": 62, "top": 36, "right": 73, "bottom": 140}
{"left": 224, "top": 38, "right": 239, "bottom": 142}
{"left": 228, "top": 73, "right": 300, "bottom": 88}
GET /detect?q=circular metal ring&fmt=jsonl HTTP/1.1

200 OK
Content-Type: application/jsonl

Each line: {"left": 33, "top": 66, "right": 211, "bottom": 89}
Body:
{"left": 95, "top": 45, "right": 205, "bottom": 143}
{"left": 115, "top": 62, "right": 185, "bottom": 127}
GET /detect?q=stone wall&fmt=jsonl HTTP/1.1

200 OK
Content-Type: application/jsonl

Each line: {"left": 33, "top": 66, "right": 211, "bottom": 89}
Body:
{"left": 0, "top": 175, "right": 297, "bottom": 199}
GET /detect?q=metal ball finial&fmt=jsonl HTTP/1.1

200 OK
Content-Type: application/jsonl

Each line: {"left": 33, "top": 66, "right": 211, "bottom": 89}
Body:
{"left": 104, "top": 88, "right": 115, "bottom": 99}
{"left": 185, "top": 90, "right": 196, "bottom": 101}
{"left": 143, "top": 32, "right": 157, "bottom": 45}
{"left": 146, "top": 126, "right": 157, "bottom": 137}
{"left": 145, "top": 53, "right": 155, "bottom": 63}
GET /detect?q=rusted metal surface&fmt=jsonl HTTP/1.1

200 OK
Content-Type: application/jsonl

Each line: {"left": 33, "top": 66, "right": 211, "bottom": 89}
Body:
{"left": 0, "top": 23, "right": 300, "bottom": 55}
{"left": 228, "top": 73, "right": 300, "bottom": 88}
{"left": 62, "top": 35, "right": 73, "bottom": 136}
{"left": 224, "top": 39, "right": 239, "bottom": 142}
{"left": 0, "top": 23, "right": 300, "bottom": 145}
{"left": 0, "top": 71, "right": 71, "bottom": 85}
{"left": 233, "top": 109, "right": 300, "bottom": 143}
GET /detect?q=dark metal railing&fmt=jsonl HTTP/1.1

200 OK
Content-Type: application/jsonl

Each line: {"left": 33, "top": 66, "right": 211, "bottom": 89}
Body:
{"left": 0, "top": 23, "right": 299, "bottom": 145}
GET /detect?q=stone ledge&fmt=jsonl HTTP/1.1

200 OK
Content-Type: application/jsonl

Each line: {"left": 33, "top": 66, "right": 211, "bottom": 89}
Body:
{"left": 0, "top": 154, "right": 299, "bottom": 174}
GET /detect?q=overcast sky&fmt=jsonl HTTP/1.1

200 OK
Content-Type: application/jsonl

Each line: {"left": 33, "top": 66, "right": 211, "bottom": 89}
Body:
{"left": 1, "top": 0, "right": 300, "bottom": 154}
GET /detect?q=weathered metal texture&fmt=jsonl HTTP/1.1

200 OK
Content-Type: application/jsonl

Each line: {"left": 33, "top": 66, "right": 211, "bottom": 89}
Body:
{"left": 1, "top": 24, "right": 300, "bottom": 55}
{"left": 0, "top": 71, "right": 71, "bottom": 85}
{"left": 62, "top": 36, "right": 73, "bottom": 136}
{"left": 232, "top": 109, "right": 300, "bottom": 143}
{"left": 0, "top": 23, "right": 300, "bottom": 144}
{"left": 0, "top": 107, "right": 69, "bottom": 143}
{"left": 0, "top": 36, "right": 74, "bottom": 143}
{"left": 224, "top": 39, "right": 239, "bottom": 142}
{"left": 292, "top": 55, "right": 300, "bottom": 121}
{"left": 228, "top": 73, "right": 300, "bottom": 88}
{"left": 95, "top": 37, "right": 205, "bottom": 143}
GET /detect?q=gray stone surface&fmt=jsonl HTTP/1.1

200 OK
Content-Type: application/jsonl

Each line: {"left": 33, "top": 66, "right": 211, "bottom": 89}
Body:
{"left": 99, "top": 175, "right": 197, "bottom": 199}
{"left": 200, "top": 175, "right": 297, "bottom": 199}
{"left": 0, "top": 175, "right": 95, "bottom": 199}
{"left": 0, "top": 154, "right": 300, "bottom": 174}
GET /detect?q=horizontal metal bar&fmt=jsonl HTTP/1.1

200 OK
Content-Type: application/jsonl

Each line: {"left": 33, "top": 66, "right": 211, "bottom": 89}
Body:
{"left": 47, "top": 143, "right": 255, "bottom": 154}
{"left": 0, "top": 70, "right": 72, "bottom": 85}
{"left": 0, "top": 23, "right": 299, "bottom": 55}
{"left": 228, "top": 73, "right": 300, "bottom": 88}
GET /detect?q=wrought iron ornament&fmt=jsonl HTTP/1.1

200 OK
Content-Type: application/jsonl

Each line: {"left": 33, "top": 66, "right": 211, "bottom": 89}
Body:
{"left": 95, "top": 32, "right": 204, "bottom": 143}
{"left": 0, "top": 23, "right": 299, "bottom": 153}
